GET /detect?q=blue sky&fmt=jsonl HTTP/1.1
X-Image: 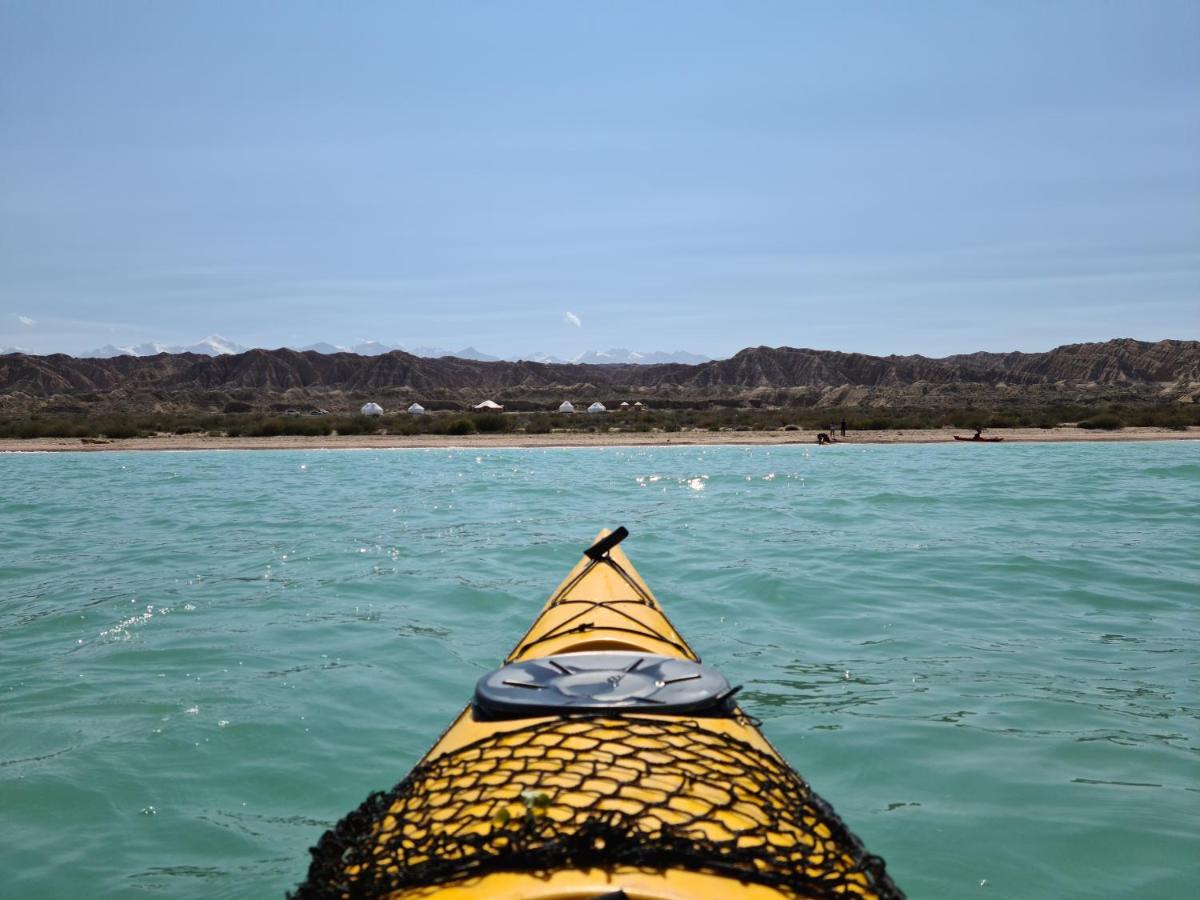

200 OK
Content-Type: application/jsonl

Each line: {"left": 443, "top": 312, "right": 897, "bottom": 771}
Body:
{"left": 2, "top": 1, "right": 1197, "bottom": 358}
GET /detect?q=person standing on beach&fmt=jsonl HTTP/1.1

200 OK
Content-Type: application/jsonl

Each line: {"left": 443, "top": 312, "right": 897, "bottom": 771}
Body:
{"left": 840, "top": 418, "right": 846, "bottom": 437}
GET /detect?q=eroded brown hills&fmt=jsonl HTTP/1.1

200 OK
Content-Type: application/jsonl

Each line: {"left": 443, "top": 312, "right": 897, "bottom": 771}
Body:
{"left": 1, "top": 338, "right": 1197, "bottom": 416}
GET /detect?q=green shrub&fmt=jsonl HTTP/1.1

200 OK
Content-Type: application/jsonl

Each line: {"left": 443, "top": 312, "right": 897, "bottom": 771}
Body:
{"left": 282, "top": 419, "right": 328, "bottom": 436}
{"left": 236, "top": 416, "right": 328, "bottom": 437}
{"left": 949, "top": 414, "right": 988, "bottom": 431}
{"left": 252, "top": 417, "right": 287, "bottom": 437}
{"left": 1078, "top": 413, "right": 1123, "bottom": 431}
{"left": 330, "top": 417, "right": 374, "bottom": 436}
{"left": 4, "top": 399, "right": 1194, "bottom": 443}
{"left": 1122, "top": 405, "right": 1199, "bottom": 429}
{"left": 984, "top": 413, "right": 1021, "bottom": 429}
{"left": 472, "top": 414, "right": 506, "bottom": 433}
{"left": 100, "top": 422, "right": 141, "bottom": 439}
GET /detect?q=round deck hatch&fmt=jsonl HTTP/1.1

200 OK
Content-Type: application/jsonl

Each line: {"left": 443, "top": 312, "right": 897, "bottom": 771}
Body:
{"left": 473, "top": 651, "right": 738, "bottom": 720}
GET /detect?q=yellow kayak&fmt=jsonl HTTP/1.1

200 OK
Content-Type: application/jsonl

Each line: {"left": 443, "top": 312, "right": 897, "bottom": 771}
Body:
{"left": 296, "top": 528, "right": 903, "bottom": 899}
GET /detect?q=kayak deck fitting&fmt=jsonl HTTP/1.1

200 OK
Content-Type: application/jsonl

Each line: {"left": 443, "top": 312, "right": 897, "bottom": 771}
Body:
{"left": 295, "top": 528, "right": 903, "bottom": 899}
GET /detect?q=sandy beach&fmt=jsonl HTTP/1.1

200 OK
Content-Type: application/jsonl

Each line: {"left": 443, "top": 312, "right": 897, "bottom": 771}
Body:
{"left": 2, "top": 426, "right": 1195, "bottom": 453}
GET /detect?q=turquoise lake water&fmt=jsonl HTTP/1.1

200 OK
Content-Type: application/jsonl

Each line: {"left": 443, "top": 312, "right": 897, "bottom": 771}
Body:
{"left": 1, "top": 442, "right": 1197, "bottom": 898}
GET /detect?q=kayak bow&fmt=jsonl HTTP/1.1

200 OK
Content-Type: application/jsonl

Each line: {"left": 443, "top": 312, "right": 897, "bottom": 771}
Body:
{"left": 296, "top": 528, "right": 903, "bottom": 900}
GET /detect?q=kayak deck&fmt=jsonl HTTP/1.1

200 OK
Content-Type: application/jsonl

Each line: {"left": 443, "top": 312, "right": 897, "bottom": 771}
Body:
{"left": 295, "top": 531, "right": 903, "bottom": 899}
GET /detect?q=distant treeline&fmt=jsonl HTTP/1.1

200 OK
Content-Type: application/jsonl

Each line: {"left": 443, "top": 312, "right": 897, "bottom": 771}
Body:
{"left": 1, "top": 402, "right": 1196, "bottom": 439}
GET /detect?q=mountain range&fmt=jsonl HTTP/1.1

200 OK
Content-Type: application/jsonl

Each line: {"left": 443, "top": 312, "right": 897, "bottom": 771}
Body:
{"left": 2, "top": 339, "right": 1196, "bottom": 417}
{"left": 73, "top": 336, "right": 712, "bottom": 366}
{"left": 79, "top": 334, "right": 248, "bottom": 358}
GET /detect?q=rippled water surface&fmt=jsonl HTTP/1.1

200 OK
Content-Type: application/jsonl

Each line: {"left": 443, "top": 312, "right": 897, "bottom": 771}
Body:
{"left": 2, "top": 442, "right": 1197, "bottom": 898}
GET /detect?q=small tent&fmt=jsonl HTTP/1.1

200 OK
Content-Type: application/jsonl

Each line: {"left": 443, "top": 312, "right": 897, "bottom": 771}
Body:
{"left": 473, "top": 400, "right": 504, "bottom": 412}
{"left": 633, "top": 401, "right": 646, "bottom": 410}
{"left": 360, "top": 402, "right": 384, "bottom": 417}
{"left": 587, "top": 402, "right": 607, "bottom": 414}
{"left": 558, "top": 401, "right": 575, "bottom": 414}
{"left": 407, "top": 402, "right": 425, "bottom": 416}
{"left": 619, "top": 401, "right": 630, "bottom": 410}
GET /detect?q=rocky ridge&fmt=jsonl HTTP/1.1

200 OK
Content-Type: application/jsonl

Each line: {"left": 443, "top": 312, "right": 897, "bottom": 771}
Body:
{"left": 1, "top": 339, "right": 1196, "bottom": 416}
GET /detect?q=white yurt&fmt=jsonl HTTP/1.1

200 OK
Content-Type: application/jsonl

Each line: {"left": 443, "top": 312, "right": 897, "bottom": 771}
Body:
{"left": 407, "top": 402, "right": 425, "bottom": 416}
{"left": 619, "top": 401, "right": 630, "bottom": 410}
{"left": 474, "top": 400, "right": 504, "bottom": 412}
{"left": 633, "top": 401, "right": 646, "bottom": 410}
{"left": 360, "top": 402, "right": 384, "bottom": 417}
{"left": 558, "top": 401, "right": 575, "bottom": 414}
{"left": 587, "top": 402, "right": 607, "bottom": 414}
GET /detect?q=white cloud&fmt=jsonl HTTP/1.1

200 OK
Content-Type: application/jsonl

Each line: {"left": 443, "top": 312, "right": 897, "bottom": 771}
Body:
{"left": 17, "top": 315, "right": 36, "bottom": 326}
{"left": 564, "top": 311, "right": 582, "bottom": 328}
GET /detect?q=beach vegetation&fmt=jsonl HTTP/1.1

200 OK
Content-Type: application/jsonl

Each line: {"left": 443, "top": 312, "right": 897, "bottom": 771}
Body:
{"left": 1077, "top": 413, "right": 1124, "bottom": 431}
{"left": 472, "top": 414, "right": 506, "bottom": 433}
{"left": 383, "top": 417, "right": 420, "bottom": 436}
{"left": 2, "top": 400, "right": 1198, "bottom": 441}
{"left": 328, "top": 417, "right": 377, "bottom": 436}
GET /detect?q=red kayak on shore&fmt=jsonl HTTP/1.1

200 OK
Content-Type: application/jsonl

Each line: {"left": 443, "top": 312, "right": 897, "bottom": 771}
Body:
{"left": 954, "top": 435, "right": 1004, "bottom": 442}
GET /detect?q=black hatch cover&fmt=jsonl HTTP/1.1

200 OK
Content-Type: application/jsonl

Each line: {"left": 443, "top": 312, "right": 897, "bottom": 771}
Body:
{"left": 473, "top": 651, "right": 739, "bottom": 720}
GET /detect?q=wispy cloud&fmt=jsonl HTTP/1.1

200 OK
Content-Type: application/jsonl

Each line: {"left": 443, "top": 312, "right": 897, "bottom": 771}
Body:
{"left": 564, "top": 311, "right": 582, "bottom": 328}
{"left": 16, "top": 314, "right": 36, "bottom": 326}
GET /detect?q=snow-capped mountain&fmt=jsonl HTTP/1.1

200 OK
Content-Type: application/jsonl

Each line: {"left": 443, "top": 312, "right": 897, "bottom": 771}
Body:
{"left": 296, "top": 342, "right": 343, "bottom": 354}
{"left": 79, "top": 343, "right": 159, "bottom": 358}
{"left": 131, "top": 342, "right": 173, "bottom": 356}
{"left": 349, "top": 341, "right": 395, "bottom": 356}
{"left": 572, "top": 349, "right": 713, "bottom": 365}
{"left": 408, "top": 346, "right": 501, "bottom": 362}
{"left": 76, "top": 337, "right": 712, "bottom": 365}
{"left": 516, "top": 349, "right": 713, "bottom": 365}
{"left": 76, "top": 345, "right": 119, "bottom": 357}
{"left": 292, "top": 342, "right": 500, "bottom": 361}
{"left": 453, "top": 346, "right": 502, "bottom": 362}
{"left": 81, "top": 335, "right": 247, "bottom": 357}
{"left": 181, "top": 335, "right": 247, "bottom": 355}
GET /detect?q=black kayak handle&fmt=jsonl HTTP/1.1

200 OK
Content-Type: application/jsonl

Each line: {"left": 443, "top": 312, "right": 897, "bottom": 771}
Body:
{"left": 585, "top": 526, "right": 629, "bottom": 560}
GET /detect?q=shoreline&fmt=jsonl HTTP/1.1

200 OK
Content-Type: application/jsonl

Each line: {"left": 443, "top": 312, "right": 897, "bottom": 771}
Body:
{"left": 2, "top": 426, "right": 1196, "bottom": 453}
